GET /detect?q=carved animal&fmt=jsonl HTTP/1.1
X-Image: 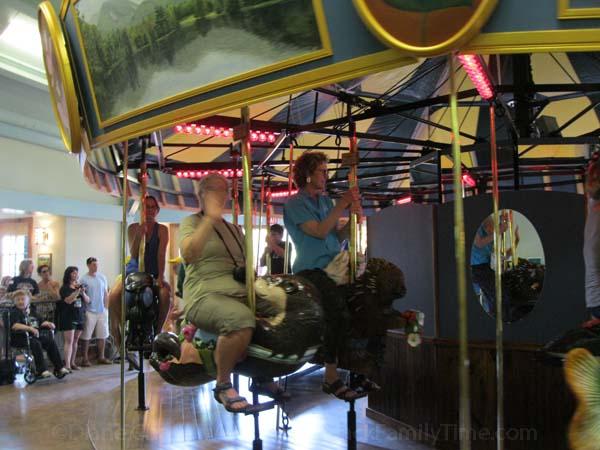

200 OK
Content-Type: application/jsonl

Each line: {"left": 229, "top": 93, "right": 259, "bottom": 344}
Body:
{"left": 151, "top": 258, "right": 414, "bottom": 386}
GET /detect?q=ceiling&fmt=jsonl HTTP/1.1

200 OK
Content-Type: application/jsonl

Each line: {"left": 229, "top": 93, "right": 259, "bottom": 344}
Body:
{"left": 1, "top": 1, "right": 599, "bottom": 212}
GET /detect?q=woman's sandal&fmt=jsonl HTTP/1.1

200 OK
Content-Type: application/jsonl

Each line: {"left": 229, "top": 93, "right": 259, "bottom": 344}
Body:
{"left": 322, "top": 379, "right": 361, "bottom": 401}
{"left": 213, "top": 382, "right": 250, "bottom": 413}
{"left": 249, "top": 379, "right": 292, "bottom": 403}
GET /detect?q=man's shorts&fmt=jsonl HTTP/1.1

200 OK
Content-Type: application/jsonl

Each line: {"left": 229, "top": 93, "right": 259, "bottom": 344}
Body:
{"left": 81, "top": 310, "right": 109, "bottom": 340}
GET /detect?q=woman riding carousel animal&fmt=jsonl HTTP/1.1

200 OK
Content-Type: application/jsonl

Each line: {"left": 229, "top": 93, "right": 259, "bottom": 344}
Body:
{"left": 151, "top": 171, "right": 417, "bottom": 413}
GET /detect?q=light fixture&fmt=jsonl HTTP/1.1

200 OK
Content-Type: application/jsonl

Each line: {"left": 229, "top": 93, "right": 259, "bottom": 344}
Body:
{"left": 1, "top": 208, "right": 26, "bottom": 215}
{"left": 461, "top": 172, "right": 477, "bottom": 188}
{"left": 268, "top": 189, "right": 298, "bottom": 199}
{"left": 396, "top": 196, "right": 412, "bottom": 205}
{"left": 174, "top": 123, "right": 278, "bottom": 143}
{"left": 175, "top": 169, "right": 244, "bottom": 179}
{"left": 34, "top": 227, "right": 49, "bottom": 245}
{"left": 457, "top": 54, "right": 495, "bottom": 101}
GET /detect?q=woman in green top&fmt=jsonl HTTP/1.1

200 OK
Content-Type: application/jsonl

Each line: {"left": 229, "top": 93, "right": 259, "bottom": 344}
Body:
{"left": 178, "top": 173, "right": 285, "bottom": 413}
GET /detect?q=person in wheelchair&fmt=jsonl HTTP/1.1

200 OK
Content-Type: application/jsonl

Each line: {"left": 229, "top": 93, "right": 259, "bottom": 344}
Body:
{"left": 9, "top": 290, "right": 69, "bottom": 379}
{"left": 178, "top": 173, "right": 287, "bottom": 414}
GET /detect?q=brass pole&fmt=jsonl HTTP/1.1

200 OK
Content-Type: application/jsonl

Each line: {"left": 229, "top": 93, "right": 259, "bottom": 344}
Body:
{"left": 119, "top": 140, "right": 129, "bottom": 450}
{"left": 266, "top": 186, "right": 272, "bottom": 275}
{"left": 138, "top": 160, "right": 147, "bottom": 273}
{"left": 508, "top": 210, "right": 517, "bottom": 269}
{"left": 256, "top": 175, "right": 265, "bottom": 270}
{"left": 232, "top": 151, "right": 240, "bottom": 227}
{"left": 501, "top": 211, "right": 507, "bottom": 273}
{"left": 283, "top": 137, "right": 294, "bottom": 275}
{"left": 490, "top": 103, "right": 504, "bottom": 450}
{"left": 241, "top": 106, "right": 255, "bottom": 313}
{"left": 348, "top": 113, "right": 359, "bottom": 283}
{"left": 449, "top": 54, "right": 471, "bottom": 450}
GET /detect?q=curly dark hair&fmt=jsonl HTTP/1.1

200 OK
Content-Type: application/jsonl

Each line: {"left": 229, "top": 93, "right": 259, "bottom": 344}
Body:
{"left": 293, "top": 152, "right": 328, "bottom": 188}
{"left": 62, "top": 266, "right": 79, "bottom": 286}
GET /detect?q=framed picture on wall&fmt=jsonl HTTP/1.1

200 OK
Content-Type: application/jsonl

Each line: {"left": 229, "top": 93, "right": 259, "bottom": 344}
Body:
{"left": 37, "top": 253, "right": 52, "bottom": 273}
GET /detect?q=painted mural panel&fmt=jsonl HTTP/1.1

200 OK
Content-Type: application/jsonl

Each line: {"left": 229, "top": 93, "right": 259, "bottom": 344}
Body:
{"left": 74, "top": 0, "right": 330, "bottom": 124}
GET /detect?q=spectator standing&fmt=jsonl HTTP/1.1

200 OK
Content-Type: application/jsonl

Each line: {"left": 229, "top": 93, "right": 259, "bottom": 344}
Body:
{"left": 7, "top": 259, "right": 39, "bottom": 298}
{"left": 57, "top": 266, "right": 89, "bottom": 371}
{"left": 80, "top": 257, "right": 111, "bottom": 365}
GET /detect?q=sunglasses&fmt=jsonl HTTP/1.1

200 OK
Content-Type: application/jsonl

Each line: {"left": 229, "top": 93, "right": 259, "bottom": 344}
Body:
{"left": 40, "top": 270, "right": 49, "bottom": 274}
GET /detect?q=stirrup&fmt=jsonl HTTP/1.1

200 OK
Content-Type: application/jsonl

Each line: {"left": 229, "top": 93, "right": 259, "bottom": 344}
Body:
{"left": 250, "top": 379, "right": 291, "bottom": 403}
{"left": 322, "top": 379, "right": 364, "bottom": 402}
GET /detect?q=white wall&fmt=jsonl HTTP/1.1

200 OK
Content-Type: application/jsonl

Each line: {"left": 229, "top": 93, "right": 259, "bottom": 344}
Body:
{"left": 513, "top": 211, "right": 546, "bottom": 264}
{"left": 64, "top": 217, "right": 121, "bottom": 286}
{"left": 32, "top": 213, "right": 65, "bottom": 279}
{"left": 0, "top": 136, "right": 119, "bottom": 206}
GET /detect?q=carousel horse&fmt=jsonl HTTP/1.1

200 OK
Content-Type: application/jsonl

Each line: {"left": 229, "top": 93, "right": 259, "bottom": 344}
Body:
{"left": 150, "top": 256, "right": 422, "bottom": 390}
{"left": 124, "top": 271, "right": 160, "bottom": 355}
{"left": 564, "top": 348, "right": 600, "bottom": 450}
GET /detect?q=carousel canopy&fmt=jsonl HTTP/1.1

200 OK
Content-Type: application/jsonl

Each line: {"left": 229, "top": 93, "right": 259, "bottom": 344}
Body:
{"left": 83, "top": 52, "right": 600, "bottom": 213}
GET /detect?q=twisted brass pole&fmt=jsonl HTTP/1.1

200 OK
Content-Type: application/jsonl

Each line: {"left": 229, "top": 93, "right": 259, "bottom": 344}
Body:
{"left": 138, "top": 161, "right": 147, "bottom": 273}
{"left": 283, "top": 138, "right": 294, "bottom": 275}
{"left": 119, "top": 140, "right": 129, "bottom": 450}
{"left": 508, "top": 210, "right": 517, "bottom": 269}
{"left": 266, "top": 185, "right": 272, "bottom": 275}
{"left": 449, "top": 55, "right": 471, "bottom": 450}
{"left": 348, "top": 117, "right": 359, "bottom": 284}
{"left": 241, "top": 106, "right": 255, "bottom": 314}
{"left": 490, "top": 103, "right": 504, "bottom": 450}
{"left": 256, "top": 176, "right": 265, "bottom": 271}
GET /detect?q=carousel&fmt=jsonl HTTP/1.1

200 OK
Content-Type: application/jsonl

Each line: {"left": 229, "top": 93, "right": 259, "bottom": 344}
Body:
{"left": 35, "top": 0, "right": 600, "bottom": 449}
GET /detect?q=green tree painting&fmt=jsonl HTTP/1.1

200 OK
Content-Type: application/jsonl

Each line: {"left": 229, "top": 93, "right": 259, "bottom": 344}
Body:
{"left": 76, "top": 0, "right": 324, "bottom": 121}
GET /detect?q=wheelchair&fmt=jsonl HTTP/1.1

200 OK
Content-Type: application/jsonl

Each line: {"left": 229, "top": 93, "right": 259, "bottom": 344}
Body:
{"left": 12, "top": 331, "right": 38, "bottom": 385}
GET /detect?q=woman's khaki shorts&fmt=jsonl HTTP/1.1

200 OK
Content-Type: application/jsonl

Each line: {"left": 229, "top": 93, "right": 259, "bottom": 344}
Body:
{"left": 186, "top": 293, "right": 255, "bottom": 336}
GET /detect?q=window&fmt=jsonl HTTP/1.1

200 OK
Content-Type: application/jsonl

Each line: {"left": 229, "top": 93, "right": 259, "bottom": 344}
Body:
{"left": 1, "top": 234, "right": 27, "bottom": 277}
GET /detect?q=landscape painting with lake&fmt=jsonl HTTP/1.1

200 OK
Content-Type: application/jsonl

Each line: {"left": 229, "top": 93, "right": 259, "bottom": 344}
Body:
{"left": 75, "top": 0, "right": 329, "bottom": 124}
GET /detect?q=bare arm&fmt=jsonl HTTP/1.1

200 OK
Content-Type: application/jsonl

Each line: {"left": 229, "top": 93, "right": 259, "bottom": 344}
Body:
{"left": 40, "top": 321, "right": 55, "bottom": 330}
{"left": 128, "top": 223, "right": 142, "bottom": 259}
{"left": 300, "top": 201, "right": 348, "bottom": 240}
{"left": 81, "top": 289, "right": 90, "bottom": 304}
{"left": 50, "top": 281, "right": 60, "bottom": 301}
{"left": 270, "top": 243, "right": 285, "bottom": 257}
{"left": 474, "top": 233, "right": 494, "bottom": 249}
{"left": 12, "top": 323, "right": 38, "bottom": 336}
{"left": 63, "top": 289, "right": 80, "bottom": 304}
{"left": 157, "top": 224, "right": 169, "bottom": 284}
{"left": 180, "top": 216, "right": 216, "bottom": 263}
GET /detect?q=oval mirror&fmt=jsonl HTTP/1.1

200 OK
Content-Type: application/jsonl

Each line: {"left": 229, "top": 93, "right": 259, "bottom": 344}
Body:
{"left": 470, "top": 210, "right": 545, "bottom": 323}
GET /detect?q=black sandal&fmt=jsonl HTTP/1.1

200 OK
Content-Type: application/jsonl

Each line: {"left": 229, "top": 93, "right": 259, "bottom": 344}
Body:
{"left": 213, "top": 382, "right": 250, "bottom": 414}
{"left": 322, "top": 379, "right": 363, "bottom": 401}
{"left": 250, "top": 379, "right": 291, "bottom": 403}
{"left": 350, "top": 374, "right": 381, "bottom": 393}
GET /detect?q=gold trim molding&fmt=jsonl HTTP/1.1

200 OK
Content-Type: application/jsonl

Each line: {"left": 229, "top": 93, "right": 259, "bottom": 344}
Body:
{"left": 557, "top": 0, "right": 600, "bottom": 19}
{"left": 352, "top": 0, "right": 499, "bottom": 56}
{"left": 38, "top": 1, "right": 82, "bottom": 153}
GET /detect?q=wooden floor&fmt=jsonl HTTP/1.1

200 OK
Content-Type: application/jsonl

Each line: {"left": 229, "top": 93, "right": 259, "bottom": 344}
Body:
{"left": 0, "top": 363, "right": 434, "bottom": 450}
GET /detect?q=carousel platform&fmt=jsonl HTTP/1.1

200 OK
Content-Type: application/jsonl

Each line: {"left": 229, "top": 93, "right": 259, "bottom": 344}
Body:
{"left": 0, "top": 362, "right": 432, "bottom": 450}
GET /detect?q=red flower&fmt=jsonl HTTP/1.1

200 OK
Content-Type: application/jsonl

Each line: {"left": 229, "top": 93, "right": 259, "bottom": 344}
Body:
{"left": 183, "top": 325, "right": 197, "bottom": 342}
